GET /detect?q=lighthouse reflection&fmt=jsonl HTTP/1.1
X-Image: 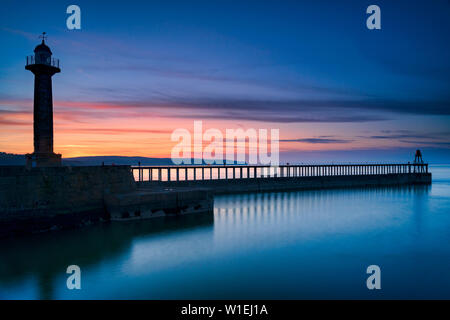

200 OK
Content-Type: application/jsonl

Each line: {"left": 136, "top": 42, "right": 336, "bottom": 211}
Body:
{"left": 0, "top": 214, "right": 213, "bottom": 299}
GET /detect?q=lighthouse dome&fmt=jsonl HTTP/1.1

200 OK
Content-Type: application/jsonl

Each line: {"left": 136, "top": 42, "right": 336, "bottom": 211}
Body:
{"left": 34, "top": 40, "right": 52, "bottom": 55}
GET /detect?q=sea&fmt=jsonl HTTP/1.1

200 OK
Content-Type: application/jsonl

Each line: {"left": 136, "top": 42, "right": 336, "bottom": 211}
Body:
{"left": 1, "top": 165, "right": 449, "bottom": 299}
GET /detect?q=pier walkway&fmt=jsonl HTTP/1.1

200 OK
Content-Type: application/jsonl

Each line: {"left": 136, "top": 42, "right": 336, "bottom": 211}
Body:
{"left": 131, "top": 163, "right": 431, "bottom": 195}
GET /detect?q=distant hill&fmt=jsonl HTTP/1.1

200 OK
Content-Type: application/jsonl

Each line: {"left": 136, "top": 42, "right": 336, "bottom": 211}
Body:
{"left": 62, "top": 156, "right": 176, "bottom": 166}
{"left": 0, "top": 152, "right": 26, "bottom": 166}
{"left": 2, "top": 149, "right": 448, "bottom": 166}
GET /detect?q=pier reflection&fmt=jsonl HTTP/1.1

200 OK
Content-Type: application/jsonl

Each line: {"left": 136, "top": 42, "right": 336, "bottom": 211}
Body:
{"left": 213, "top": 184, "right": 430, "bottom": 245}
{"left": 0, "top": 213, "right": 213, "bottom": 299}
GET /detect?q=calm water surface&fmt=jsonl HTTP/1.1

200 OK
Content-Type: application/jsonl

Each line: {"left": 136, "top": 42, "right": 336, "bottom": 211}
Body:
{"left": 1, "top": 165, "right": 450, "bottom": 299}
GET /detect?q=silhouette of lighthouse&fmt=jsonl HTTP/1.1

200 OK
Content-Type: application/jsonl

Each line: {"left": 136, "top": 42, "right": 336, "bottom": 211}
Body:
{"left": 25, "top": 33, "right": 62, "bottom": 167}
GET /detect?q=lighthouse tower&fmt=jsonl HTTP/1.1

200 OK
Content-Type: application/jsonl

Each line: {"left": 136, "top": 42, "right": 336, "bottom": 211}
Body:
{"left": 25, "top": 33, "right": 62, "bottom": 167}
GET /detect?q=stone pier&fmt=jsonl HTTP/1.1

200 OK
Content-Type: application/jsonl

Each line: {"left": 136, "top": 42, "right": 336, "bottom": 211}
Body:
{"left": 0, "top": 165, "right": 213, "bottom": 238}
{"left": 0, "top": 163, "right": 431, "bottom": 238}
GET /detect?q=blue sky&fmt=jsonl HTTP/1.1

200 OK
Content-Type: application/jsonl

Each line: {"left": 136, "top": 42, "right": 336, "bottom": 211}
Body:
{"left": 0, "top": 0, "right": 449, "bottom": 162}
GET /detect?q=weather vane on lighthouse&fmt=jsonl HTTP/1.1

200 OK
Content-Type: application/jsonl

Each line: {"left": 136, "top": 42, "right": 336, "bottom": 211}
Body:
{"left": 39, "top": 32, "right": 47, "bottom": 42}
{"left": 25, "top": 32, "right": 62, "bottom": 167}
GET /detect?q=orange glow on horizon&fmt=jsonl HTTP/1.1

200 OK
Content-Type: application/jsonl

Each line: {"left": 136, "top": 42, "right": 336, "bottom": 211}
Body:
{"left": 0, "top": 98, "right": 407, "bottom": 158}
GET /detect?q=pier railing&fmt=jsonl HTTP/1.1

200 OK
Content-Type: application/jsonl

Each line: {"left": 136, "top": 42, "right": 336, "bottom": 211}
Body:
{"left": 131, "top": 163, "right": 428, "bottom": 182}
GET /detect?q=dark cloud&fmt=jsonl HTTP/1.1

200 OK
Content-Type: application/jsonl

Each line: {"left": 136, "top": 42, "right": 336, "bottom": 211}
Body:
{"left": 280, "top": 138, "right": 353, "bottom": 144}
{"left": 359, "top": 130, "right": 450, "bottom": 148}
{"left": 61, "top": 128, "right": 172, "bottom": 135}
{"left": 361, "top": 130, "right": 450, "bottom": 141}
{"left": 81, "top": 63, "right": 365, "bottom": 100}
{"left": 0, "top": 108, "right": 29, "bottom": 115}
{"left": 399, "top": 140, "right": 450, "bottom": 147}
{"left": 177, "top": 111, "right": 387, "bottom": 123}
{"left": 106, "top": 97, "right": 450, "bottom": 119}
{"left": 2, "top": 94, "right": 450, "bottom": 124}
{"left": 0, "top": 118, "right": 30, "bottom": 126}
{"left": 368, "top": 134, "right": 434, "bottom": 140}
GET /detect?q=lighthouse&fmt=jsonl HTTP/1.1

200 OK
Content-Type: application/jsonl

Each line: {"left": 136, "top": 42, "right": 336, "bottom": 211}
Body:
{"left": 25, "top": 33, "right": 62, "bottom": 167}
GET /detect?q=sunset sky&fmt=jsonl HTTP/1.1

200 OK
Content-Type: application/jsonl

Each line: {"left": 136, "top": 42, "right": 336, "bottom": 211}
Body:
{"left": 1, "top": 0, "right": 449, "bottom": 163}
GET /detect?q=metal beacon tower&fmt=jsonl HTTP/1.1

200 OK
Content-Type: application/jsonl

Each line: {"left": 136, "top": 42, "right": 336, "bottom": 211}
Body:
{"left": 25, "top": 33, "right": 62, "bottom": 167}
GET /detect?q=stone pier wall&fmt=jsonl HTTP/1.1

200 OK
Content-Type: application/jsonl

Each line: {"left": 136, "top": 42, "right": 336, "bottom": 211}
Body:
{"left": 104, "top": 188, "right": 214, "bottom": 221}
{"left": 140, "top": 173, "right": 432, "bottom": 194}
{"left": 0, "top": 166, "right": 431, "bottom": 238}
{"left": 0, "top": 166, "right": 136, "bottom": 237}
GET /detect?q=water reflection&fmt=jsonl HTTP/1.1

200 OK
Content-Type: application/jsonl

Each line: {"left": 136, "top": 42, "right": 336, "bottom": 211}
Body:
{"left": 0, "top": 214, "right": 213, "bottom": 299}
{"left": 214, "top": 185, "right": 430, "bottom": 240}
{"left": 1, "top": 180, "right": 448, "bottom": 299}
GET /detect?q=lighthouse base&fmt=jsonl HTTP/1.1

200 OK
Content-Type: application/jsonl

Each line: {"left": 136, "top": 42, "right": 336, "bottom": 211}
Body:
{"left": 26, "top": 152, "right": 62, "bottom": 168}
